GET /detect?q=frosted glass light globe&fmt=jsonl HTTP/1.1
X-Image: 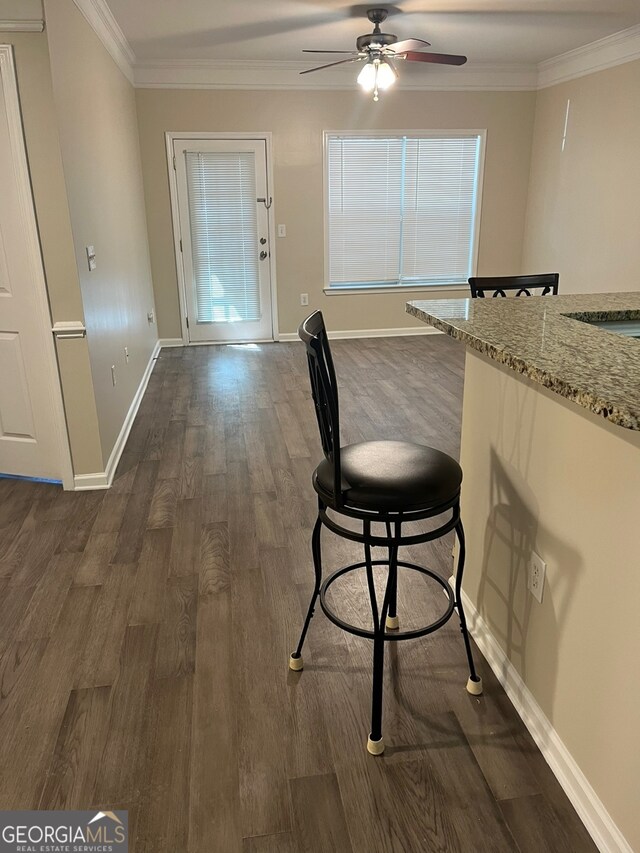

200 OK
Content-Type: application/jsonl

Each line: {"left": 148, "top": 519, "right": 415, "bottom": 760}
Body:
{"left": 376, "top": 60, "right": 396, "bottom": 90}
{"left": 357, "top": 61, "right": 377, "bottom": 91}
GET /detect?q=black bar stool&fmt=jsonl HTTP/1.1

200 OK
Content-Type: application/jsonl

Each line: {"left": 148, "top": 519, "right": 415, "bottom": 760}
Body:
{"left": 468, "top": 272, "right": 559, "bottom": 298}
{"left": 289, "top": 311, "right": 482, "bottom": 755}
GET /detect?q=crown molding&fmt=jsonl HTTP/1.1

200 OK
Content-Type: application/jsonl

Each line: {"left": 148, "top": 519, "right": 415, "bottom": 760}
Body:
{"left": 132, "top": 23, "right": 640, "bottom": 93}
{"left": 0, "top": 20, "right": 44, "bottom": 32}
{"left": 65, "top": 8, "right": 639, "bottom": 94}
{"left": 537, "top": 23, "right": 640, "bottom": 89}
{"left": 71, "top": 0, "right": 135, "bottom": 84}
{"left": 134, "top": 58, "right": 538, "bottom": 92}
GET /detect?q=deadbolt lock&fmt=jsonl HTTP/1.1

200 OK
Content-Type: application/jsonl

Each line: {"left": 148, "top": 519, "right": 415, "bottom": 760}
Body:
{"left": 260, "top": 237, "right": 267, "bottom": 245}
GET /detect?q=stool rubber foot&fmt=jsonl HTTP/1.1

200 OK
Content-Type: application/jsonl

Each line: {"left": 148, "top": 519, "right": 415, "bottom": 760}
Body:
{"left": 466, "top": 675, "right": 483, "bottom": 696}
{"left": 385, "top": 614, "right": 400, "bottom": 630}
{"left": 289, "top": 653, "right": 304, "bottom": 672}
{"left": 367, "top": 735, "right": 385, "bottom": 756}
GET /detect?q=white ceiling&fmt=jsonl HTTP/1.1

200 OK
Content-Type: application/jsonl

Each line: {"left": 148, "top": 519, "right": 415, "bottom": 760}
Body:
{"left": 105, "top": 0, "right": 640, "bottom": 66}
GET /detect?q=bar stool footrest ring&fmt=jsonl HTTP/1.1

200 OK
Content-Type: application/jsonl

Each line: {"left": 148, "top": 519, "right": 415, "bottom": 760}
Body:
{"left": 319, "top": 560, "right": 455, "bottom": 641}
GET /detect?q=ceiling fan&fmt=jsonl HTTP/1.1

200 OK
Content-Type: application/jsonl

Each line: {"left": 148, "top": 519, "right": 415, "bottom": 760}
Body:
{"left": 300, "top": 8, "right": 467, "bottom": 100}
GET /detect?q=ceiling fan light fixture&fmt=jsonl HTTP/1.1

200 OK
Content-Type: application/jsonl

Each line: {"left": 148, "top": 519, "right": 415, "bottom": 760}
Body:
{"left": 357, "top": 57, "right": 396, "bottom": 100}
{"left": 301, "top": 8, "right": 467, "bottom": 91}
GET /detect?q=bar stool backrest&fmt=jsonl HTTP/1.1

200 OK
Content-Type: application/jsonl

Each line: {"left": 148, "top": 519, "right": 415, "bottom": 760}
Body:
{"left": 469, "top": 273, "right": 559, "bottom": 298}
{"left": 298, "top": 311, "right": 343, "bottom": 507}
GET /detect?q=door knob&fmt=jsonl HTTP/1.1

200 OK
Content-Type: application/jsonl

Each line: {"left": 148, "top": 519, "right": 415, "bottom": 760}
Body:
{"left": 260, "top": 250, "right": 268, "bottom": 260}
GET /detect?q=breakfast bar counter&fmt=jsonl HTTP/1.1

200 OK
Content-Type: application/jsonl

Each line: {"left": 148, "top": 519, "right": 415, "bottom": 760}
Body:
{"left": 407, "top": 291, "right": 640, "bottom": 852}
{"left": 407, "top": 291, "right": 640, "bottom": 430}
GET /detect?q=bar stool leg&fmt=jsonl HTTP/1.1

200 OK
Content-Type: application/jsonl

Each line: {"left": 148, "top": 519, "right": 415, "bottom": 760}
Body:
{"left": 454, "top": 516, "right": 483, "bottom": 696}
{"left": 385, "top": 521, "right": 399, "bottom": 630}
{"left": 289, "top": 513, "right": 323, "bottom": 672}
{"left": 367, "top": 534, "right": 397, "bottom": 755}
{"left": 368, "top": 629, "right": 386, "bottom": 755}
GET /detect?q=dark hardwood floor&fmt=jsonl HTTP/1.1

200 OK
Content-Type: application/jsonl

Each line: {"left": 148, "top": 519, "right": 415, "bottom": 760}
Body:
{"left": 0, "top": 335, "right": 597, "bottom": 852}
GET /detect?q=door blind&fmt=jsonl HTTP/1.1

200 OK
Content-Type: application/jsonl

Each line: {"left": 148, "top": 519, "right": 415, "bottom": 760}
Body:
{"left": 185, "top": 151, "right": 261, "bottom": 323}
{"left": 327, "top": 134, "right": 481, "bottom": 288}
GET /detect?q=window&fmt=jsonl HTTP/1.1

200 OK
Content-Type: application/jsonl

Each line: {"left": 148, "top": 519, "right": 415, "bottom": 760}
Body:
{"left": 325, "top": 131, "right": 484, "bottom": 291}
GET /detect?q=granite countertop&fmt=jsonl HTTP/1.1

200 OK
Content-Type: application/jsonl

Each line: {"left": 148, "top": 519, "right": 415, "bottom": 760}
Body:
{"left": 407, "top": 292, "right": 640, "bottom": 431}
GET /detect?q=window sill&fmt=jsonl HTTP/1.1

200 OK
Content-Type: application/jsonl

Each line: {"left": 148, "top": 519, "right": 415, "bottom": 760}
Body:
{"left": 323, "top": 284, "right": 470, "bottom": 297}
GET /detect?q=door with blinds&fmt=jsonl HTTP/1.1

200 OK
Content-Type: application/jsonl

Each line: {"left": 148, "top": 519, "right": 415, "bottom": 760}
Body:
{"left": 173, "top": 138, "right": 274, "bottom": 343}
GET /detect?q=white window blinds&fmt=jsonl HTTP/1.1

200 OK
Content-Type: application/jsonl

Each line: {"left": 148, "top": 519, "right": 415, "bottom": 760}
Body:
{"left": 185, "top": 151, "right": 261, "bottom": 323}
{"left": 327, "top": 134, "right": 482, "bottom": 288}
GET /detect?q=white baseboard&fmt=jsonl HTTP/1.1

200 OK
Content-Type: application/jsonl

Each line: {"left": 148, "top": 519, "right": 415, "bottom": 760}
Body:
{"left": 160, "top": 331, "right": 440, "bottom": 345}
{"left": 279, "top": 326, "right": 442, "bottom": 342}
{"left": 457, "top": 583, "right": 632, "bottom": 853}
{"left": 73, "top": 340, "right": 161, "bottom": 490}
{"left": 72, "top": 472, "right": 110, "bottom": 490}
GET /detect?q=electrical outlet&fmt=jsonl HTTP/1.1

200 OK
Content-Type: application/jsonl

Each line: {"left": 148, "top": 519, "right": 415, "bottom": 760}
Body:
{"left": 300, "top": 293, "right": 309, "bottom": 306}
{"left": 124, "top": 346, "right": 129, "bottom": 363}
{"left": 528, "top": 551, "right": 546, "bottom": 603}
{"left": 147, "top": 311, "right": 155, "bottom": 324}
{"left": 111, "top": 365, "right": 117, "bottom": 387}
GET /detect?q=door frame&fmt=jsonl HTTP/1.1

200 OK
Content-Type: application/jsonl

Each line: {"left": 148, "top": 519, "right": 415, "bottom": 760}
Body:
{"left": 166, "top": 131, "right": 279, "bottom": 345}
{"left": 0, "top": 45, "right": 74, "bottom": 489}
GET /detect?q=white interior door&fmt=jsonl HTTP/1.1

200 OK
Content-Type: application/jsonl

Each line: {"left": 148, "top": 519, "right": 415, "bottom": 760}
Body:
{"left": 0, "top": 46, "right": 68, "bottom": 482}
{"left": 173, "top": 138, "right": 274, "bottom": 343}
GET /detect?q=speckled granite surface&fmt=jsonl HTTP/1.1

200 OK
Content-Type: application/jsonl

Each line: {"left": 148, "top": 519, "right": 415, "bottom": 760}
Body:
{"left": 407, "top": 292, "right": 640, "bottom": 431}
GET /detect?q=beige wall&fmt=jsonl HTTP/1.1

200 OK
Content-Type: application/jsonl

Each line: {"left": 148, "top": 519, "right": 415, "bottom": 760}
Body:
{"left": 44, "top": 0, "right": 157, "bottom": 468}
{"left": 523, "top": 59, "right": 640, "bottom": 293}
{"left": 460, "top": 349, "right": 640, "bottom": 851}
{"left": 0, "top": 0, "right": 42, "bottom": 18}
{"left": 4, "top": 29, "right": 103, "bottom": 474}
{"left": 135, "top": 88, "right": 536, "bottom": 339}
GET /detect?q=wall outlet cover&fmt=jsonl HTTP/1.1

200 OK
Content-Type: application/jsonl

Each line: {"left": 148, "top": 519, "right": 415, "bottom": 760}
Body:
{"left": 528, "top": 551, "right": 546, "bottom": 604}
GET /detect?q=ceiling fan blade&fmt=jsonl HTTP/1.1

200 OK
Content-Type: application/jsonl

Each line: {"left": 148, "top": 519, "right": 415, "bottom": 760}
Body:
{"left": 302, "top": 49, "right": 358, "bottom": 54}
{"left": 388, "top": 38, "right": 431, "bottom": 53}
{"left": 300, "top": 57, "right": 363, "bottom": 75}
{"left": 401, "top": 50, "right": 467, "bottom": 66}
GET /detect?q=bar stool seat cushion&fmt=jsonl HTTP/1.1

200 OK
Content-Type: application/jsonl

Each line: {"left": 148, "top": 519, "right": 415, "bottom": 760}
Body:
{"left": 313, "top": 440, "right": 462, "bottom": 513}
